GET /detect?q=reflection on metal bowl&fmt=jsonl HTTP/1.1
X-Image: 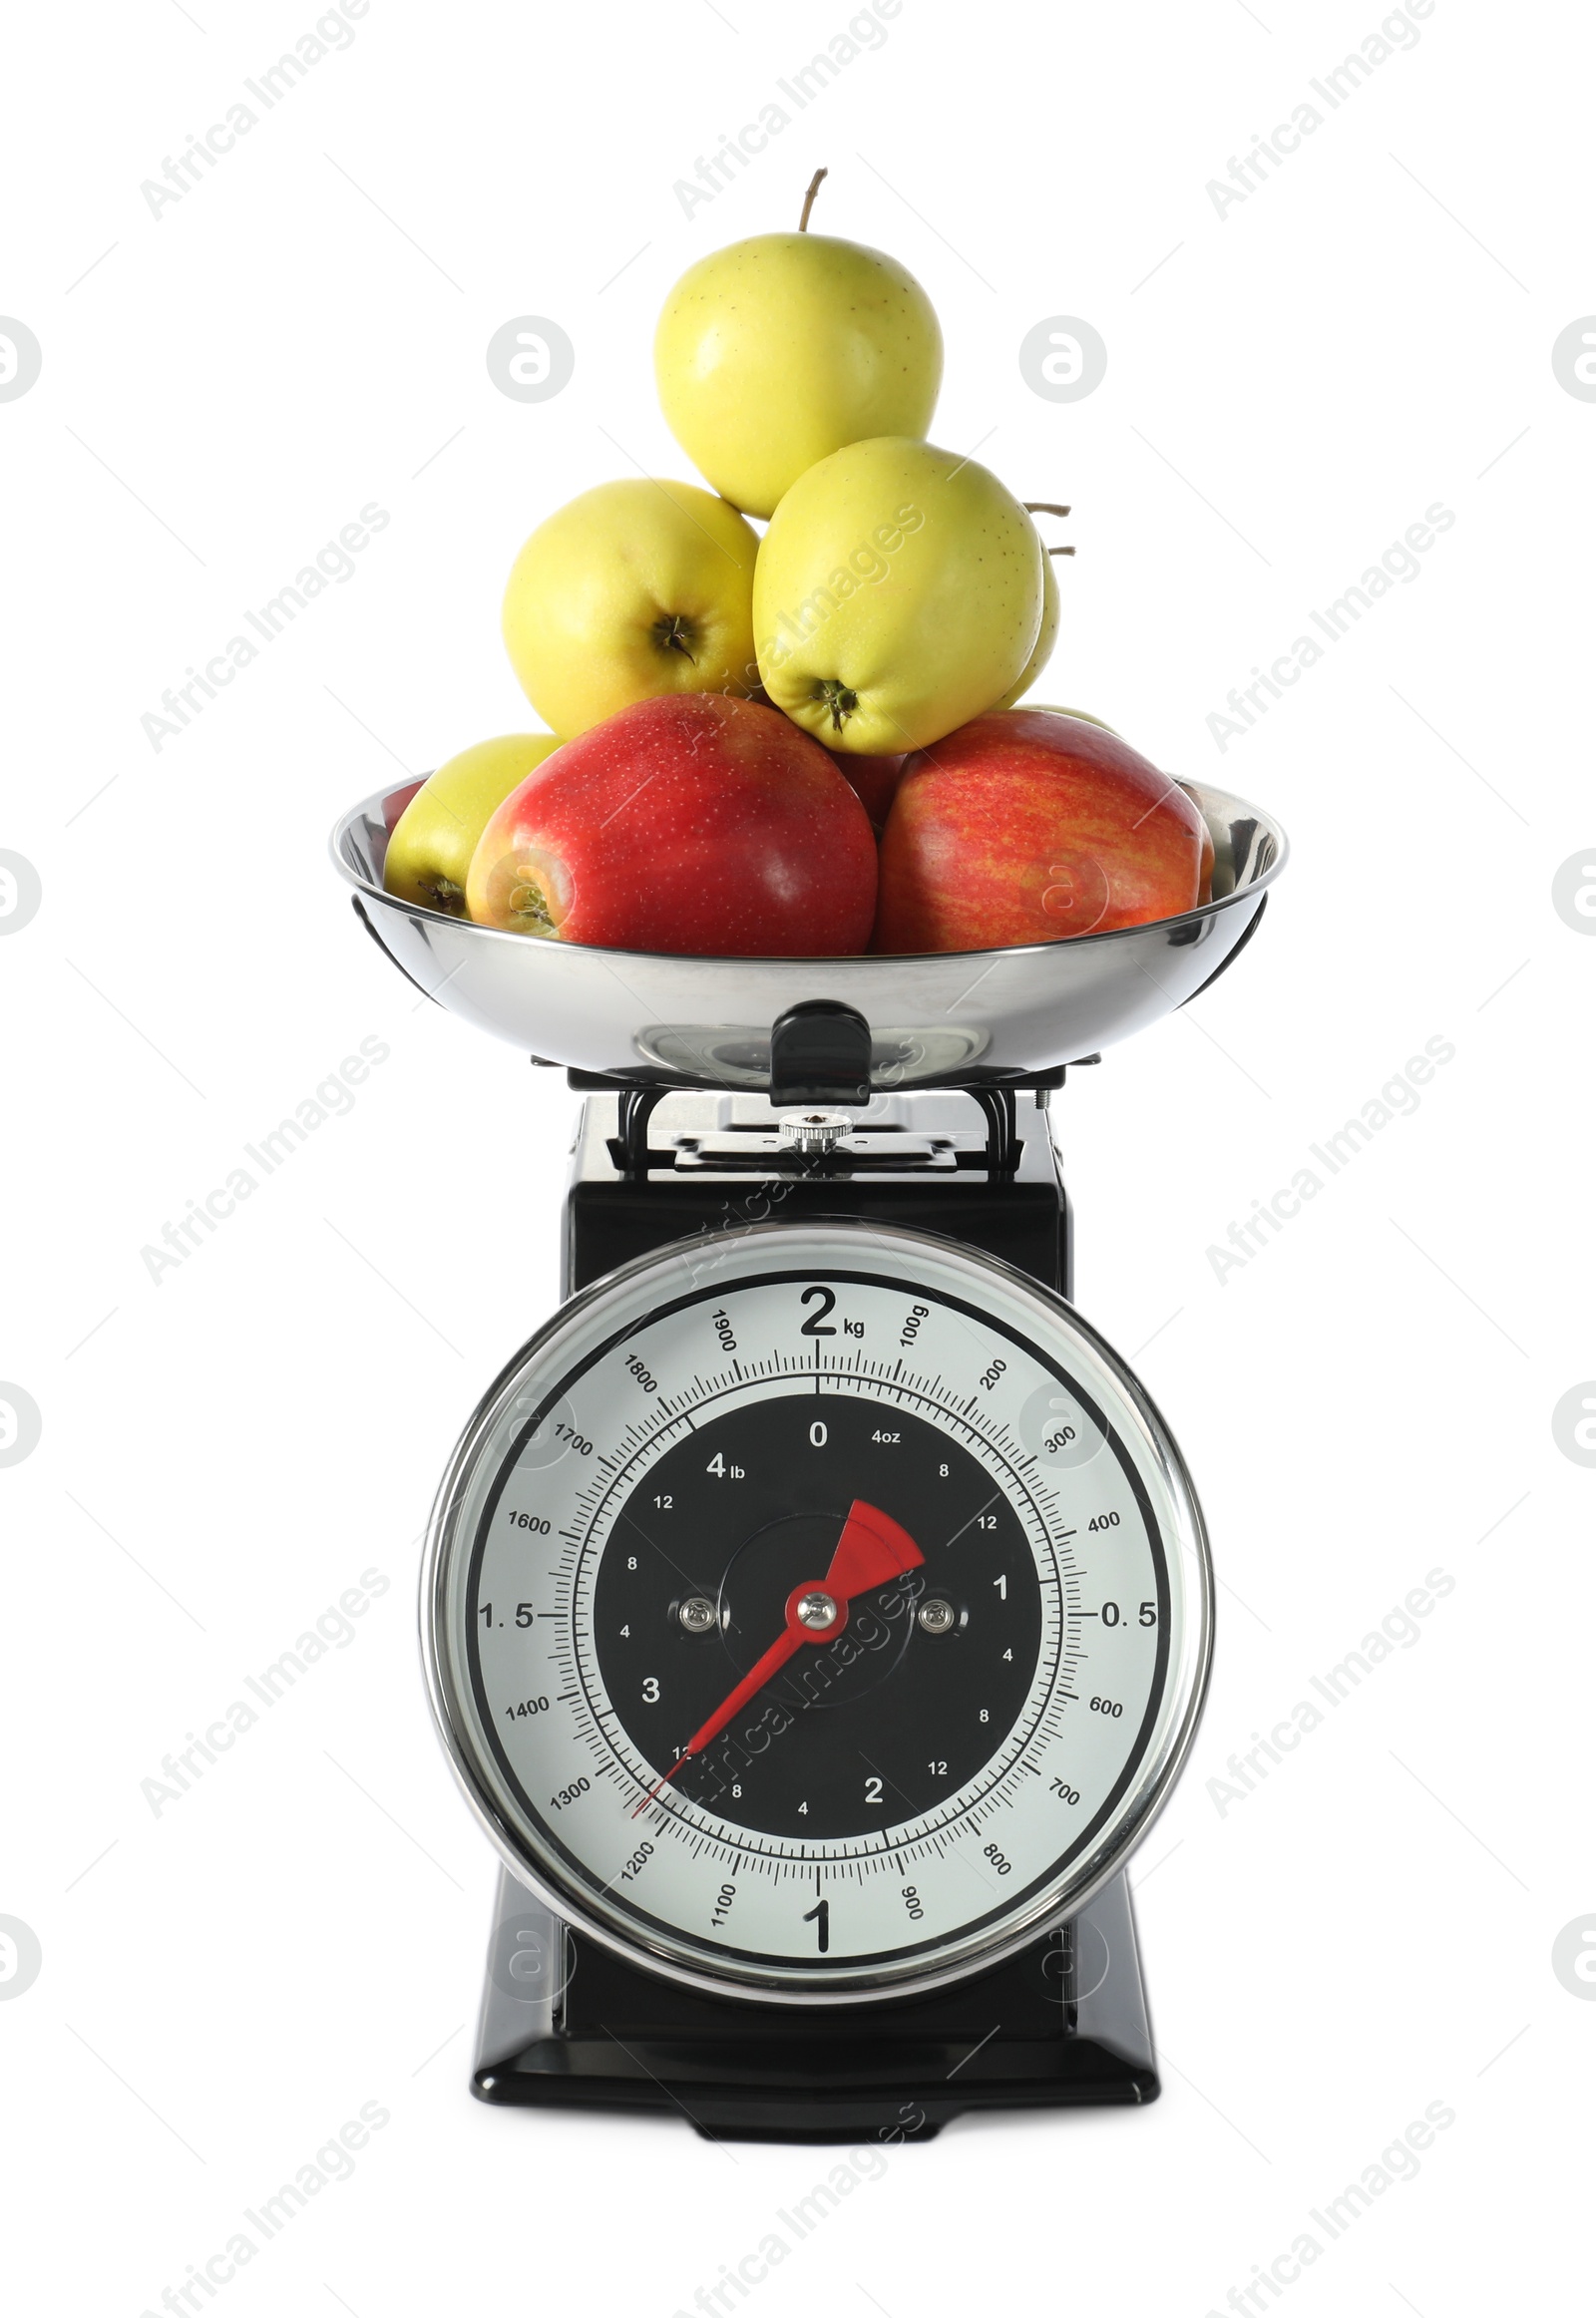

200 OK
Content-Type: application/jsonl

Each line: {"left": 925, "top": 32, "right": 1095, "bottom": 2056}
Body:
{"left": 329, "top": 780, "right": 1287, "bottom": 1091}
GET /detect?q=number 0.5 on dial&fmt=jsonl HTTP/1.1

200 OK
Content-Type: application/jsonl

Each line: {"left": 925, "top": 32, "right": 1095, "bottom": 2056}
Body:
{"left": 424, "top": 1222, "right": 1210, "bottom": 2002}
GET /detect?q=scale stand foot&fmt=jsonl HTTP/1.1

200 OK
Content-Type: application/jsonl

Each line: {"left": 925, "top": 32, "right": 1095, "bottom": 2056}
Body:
{"left": 469, "top": 1867, "right": 1158, "bottom": 2141}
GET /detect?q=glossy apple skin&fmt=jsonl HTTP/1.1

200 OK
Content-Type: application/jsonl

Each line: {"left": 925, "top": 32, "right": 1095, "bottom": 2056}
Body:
{"left": 874, "top": 709, "right": 1214, "bottom": 956}
{"left": 382, "top": 780, "right": 424, "bottom": 834}
{"left": 754, "top": 437, "right": 1043, "bottom": 755}
{"left": 828, "top": 748, "right": 904, "bottom": 834}
{"left": 383, "top": 734, "right": 563, "bottom": 916}
{"left": 502, "top": 478, "right": 760, "bottom": 738}
{"left": 654, "top": 234, "right": 943, "bottom": 520}
{"left": 992, "top": 539, "right": 1060, "bottom": 710}
{"left": 466, "top": 694, "right": 878, "bottom": 958}
{"left": 1026, "top": 702, "right": 1118, "bottom": 734}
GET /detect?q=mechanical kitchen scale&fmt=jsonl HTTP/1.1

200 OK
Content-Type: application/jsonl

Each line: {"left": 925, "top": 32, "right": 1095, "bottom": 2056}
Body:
{"left": 331, "top": 776, "right": 1286, "bottom": 2140}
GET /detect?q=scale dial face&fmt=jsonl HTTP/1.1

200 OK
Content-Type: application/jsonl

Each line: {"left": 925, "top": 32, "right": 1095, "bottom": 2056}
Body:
{"left": 424, "top": 1222, "right": 1211, "bottom": 2003}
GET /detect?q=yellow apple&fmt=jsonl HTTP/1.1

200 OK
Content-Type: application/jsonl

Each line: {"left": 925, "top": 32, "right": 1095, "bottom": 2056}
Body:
{"left": 654, "top": 228, "right": 942, "bottom": 519}
{"left": 993, "top": 544, "right": 1060, "bottom": 709}
{"left": 1027, "top": 702, "right": 1119, "bottom": 734}
{"left": 753, "top": 437, "right": 1043, "bottom": 754}
{"left": 502, "top": 479, "right": 760, "bottom": 737}
{"left": 383, "top": 734, "right": 562, "bottom": 916}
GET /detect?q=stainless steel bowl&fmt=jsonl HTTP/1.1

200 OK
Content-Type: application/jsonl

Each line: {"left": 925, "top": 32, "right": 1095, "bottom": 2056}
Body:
{"left": 329, "top": 779, "right": 1286, "bottom": 1090}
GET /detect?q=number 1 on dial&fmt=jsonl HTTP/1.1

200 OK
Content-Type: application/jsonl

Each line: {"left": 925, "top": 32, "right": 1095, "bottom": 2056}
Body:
{"left": 803, "top": 1898, "right": 830, "bottom": 1952}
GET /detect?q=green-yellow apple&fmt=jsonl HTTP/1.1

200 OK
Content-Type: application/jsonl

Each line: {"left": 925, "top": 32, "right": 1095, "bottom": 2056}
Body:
{"left": 654, "top": 219, "right": 942, "bottom": 519}
{"left": 502, "top": 479, "right": 759, "bottom": 737}
{"left": 1028, "top": 703, "right": 1119, "bottom": 733}
{"left": 383, "top": 733, "right": 563, "bottom": 916}
{"left": 754, "top": 438, "right": 1043, "bottom": 753}
{"left": 993, "top": 544, "right": 1059, "bottom": 709}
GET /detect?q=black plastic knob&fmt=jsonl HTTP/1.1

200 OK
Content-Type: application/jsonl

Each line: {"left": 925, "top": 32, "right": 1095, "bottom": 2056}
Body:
{"left": 767, "top": 998, "right": 873, "bottom": 1107}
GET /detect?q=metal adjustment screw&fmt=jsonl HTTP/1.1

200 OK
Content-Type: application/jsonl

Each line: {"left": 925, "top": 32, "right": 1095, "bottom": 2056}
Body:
{"left": 677, "top": 1596, "right": 717, "bottom": 1634}
{"left": 776, "top": 1110, "right": 853, "bottom": 1156}
{"left": 917, "top": 1598, "right": 958, "bottom": 1635}
{"left": 796, "top": 1590, "right": 840, "bottom": 1631}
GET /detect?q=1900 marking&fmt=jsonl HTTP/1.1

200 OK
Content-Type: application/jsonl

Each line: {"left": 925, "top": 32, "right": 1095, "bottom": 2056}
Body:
{"left": 436, "top": 1229, "right": 1205, "bottom": 1998}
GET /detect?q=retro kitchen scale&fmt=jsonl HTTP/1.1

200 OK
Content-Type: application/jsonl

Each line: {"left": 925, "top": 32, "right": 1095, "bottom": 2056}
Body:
{"left": 331, "top": 776, "right": 1285, "bottom": 2140}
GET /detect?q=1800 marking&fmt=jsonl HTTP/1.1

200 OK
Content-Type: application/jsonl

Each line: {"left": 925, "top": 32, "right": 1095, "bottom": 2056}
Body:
{"left": 439, "top": 1234, "right": 1202, "bottom": 1997}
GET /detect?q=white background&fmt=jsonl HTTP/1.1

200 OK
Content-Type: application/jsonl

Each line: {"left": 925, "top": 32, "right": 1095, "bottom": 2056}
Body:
{"left": 1, "top": 1, "right": 1590, "bottom": 2312}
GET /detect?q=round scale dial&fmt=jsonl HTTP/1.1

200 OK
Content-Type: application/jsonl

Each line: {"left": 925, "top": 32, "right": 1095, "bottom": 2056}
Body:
{"left": 424, "top": 1221, "right": 1211, "bottom": 2003}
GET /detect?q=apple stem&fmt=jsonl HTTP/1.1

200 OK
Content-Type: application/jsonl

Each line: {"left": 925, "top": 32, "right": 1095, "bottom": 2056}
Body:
{"left": 815, "top": 677, "right": 859, "bottom": 732}
{"left": 799, "top": 168, "right": 828, "bottom": 230}
{"left": 1024, "top": 501, "right": 1076, "bottom": 557}
{"left": 653, "top": 612, "right": 698, "bottom": 665}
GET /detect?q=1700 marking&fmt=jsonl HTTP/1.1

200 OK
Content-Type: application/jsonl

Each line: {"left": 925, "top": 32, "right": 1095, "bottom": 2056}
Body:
{"left": 447, "top": 1252, "right": 1190, "bottom": 1986}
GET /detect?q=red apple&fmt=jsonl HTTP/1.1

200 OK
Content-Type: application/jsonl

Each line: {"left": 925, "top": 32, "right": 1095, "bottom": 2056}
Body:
{"left": 874, "top": 709, "right": 1214, "bottom": 955}
{"left": 466, "top": 692, "right": 877, "bottom": 956}
{"left": 827, "top": 748, "right": 904, "bottom": 835}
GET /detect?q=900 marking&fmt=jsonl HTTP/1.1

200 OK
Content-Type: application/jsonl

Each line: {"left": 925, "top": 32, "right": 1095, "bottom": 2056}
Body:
{"left": 438, "top": 1227, "right": 1205, "bottom": 1999}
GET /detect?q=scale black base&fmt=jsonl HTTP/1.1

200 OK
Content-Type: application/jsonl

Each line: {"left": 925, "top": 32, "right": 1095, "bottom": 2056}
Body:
{"left": 474, "top": 1050, "right": 1154, "bottom": 2139}
{"left": 331, "top": 774, "right": 1286, "bottom": 2142}
{"left": 474, "top": 1862, "right": 1153, "bottom": 2139}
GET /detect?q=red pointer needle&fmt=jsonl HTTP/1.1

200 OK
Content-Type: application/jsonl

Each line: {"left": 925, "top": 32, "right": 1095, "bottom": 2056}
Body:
{"left": 631, "top": 1500, "right": 923, "bottom": 1816}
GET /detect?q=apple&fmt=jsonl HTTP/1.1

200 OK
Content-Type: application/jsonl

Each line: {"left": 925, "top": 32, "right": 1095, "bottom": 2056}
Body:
{"left": 754, "top": 437, "right": 1043, "bottom": 754}
{"left": 501, "top": 478, "right": 759, "bottom": 738}
{"left": 382, "top": 779, "right": 424, "bottom": 834}
{"left": 873, "top": 708, "right": 1214, "bottom": 955}
{"left": 1027, "top": 702, "right": 1119, "bottom": 734}
{"left": 653, "top": 188, "right": 943, "bottom": 519}
{"left": 992, "top": 540, "right": 1059, "bottom": 709}
{"left": 382, "top": 734, "right": 563, "bottom": 916}
{"left": 466, "top": 694, "right": 877, "bottom": 957}
{"left": 828, "top": 747, "right": 903, "bottom": 833}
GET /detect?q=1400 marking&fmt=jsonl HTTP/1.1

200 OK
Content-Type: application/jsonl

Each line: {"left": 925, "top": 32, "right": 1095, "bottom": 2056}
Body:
{"left": 438, "top": 1231, "right": 1203, "bottom": 1999}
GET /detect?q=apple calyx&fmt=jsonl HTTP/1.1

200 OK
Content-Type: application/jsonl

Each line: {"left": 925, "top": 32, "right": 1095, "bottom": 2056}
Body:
{"left": 651, "top": 611, "right": 699, "bottom": 666}
{"left": 507, "top": 874, "right": 558, "bottom": 938}
{"left": 815, "top": 676, "right": 860, "bottom": 732}
{"left": 798, "top": 166, "right": 828, "bottom": 231}
{"left": 420, "top": 875, "right": 467, "bottom": 917}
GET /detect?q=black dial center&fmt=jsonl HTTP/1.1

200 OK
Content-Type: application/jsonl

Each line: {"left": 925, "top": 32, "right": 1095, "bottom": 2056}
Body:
{"left": 592, "top": 1392, "right": 1043, "bottom": 1838}
{"left": 715, "top": 1508, "right": 918, "bottom": 1703}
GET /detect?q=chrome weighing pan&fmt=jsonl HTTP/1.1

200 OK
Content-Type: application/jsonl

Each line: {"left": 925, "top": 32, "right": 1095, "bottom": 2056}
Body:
{"left": 330, "top": 779, "right": 1287, "bottom": 1092}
